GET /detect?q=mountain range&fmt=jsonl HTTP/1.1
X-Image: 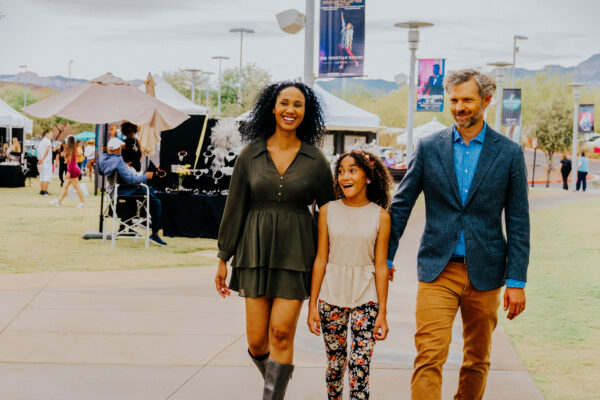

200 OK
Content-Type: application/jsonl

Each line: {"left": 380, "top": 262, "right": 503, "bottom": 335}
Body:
{"left": 2, "top": 53, "right": 600, "bottom": 95}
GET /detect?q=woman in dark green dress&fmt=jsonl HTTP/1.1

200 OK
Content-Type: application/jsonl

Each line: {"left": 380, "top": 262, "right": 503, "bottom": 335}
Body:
{"left": 215, "top": 81, "right": 333, "bottom": 399}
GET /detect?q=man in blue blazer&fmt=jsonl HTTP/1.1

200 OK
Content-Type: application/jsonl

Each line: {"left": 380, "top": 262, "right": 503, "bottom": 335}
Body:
{"left": 388, "top": 69, "right": 530, "bottom": 400}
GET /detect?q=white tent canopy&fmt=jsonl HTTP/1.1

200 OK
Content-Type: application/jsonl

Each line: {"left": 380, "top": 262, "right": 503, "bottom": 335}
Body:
{"left": 138, "top": 73, "right": 208, "bottom": 115}
{"left": 0, "top": 97, "right": 33, "bottom": 133}
{"left": 397, "top": 117, "right": 447, "bottom": 145}
{"left": 237, "top": 84, "right": 381, "bottom": 132}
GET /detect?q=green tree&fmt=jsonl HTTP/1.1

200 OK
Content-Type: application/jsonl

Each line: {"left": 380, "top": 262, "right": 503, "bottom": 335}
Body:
{"left": 526, "top": 99, "right": 572, "bottom": 187}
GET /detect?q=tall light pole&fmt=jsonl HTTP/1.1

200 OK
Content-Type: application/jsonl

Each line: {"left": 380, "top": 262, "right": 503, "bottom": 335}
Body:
{"left": 512, "top": 35, "right": 527, "bottom": 88}
{"left": 567, "top": 83, "right": 584, "bottom": 192}
{"left": 68, "top": 59, "right": 74, "bottom": 88}
{"left": 487, "top": 61, "right": 513, "bottom": 132}
{"left": 183, "top": 68, "right": 202, "bottom": 104}
{"left": 18, "top": 64, "right": 28, "bottom": 108}
{"left": 211, "top": 56, "right": 229, "bottom": 118}
{"left": 394, "top": 21, "right": 433, "bottom": 160}
{"left": 202, "top": 71, "right": 214, "bottom": 108}
{"left": 229, "top": 27, "right": 254, "bottom": 109}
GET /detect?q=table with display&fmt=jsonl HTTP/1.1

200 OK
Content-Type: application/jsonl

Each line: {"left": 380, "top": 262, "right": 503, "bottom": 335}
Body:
{"left": 0, "top": 163, "right": 26, "bottom": 187}
{"left": 156, "top": 191, "right": 226, "bottom": 238}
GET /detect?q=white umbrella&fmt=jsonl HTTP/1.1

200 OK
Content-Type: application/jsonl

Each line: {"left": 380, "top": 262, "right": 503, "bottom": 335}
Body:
{"left": 22, "top": 72, "right": 189, "bottom": 130}
{"left": 138, "top": 73, "right": 162, "bottom": 158}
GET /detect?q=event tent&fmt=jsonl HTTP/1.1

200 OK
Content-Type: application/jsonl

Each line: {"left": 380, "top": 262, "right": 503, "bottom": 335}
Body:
{"left": 138, "top": 73, "right": 208, "bottom": 115}
{"left": 313, "top": 84, "right": 380, "bottom": 132}
{"left": 0, "top": 97, "right": 33, "bottom": 134}
{"left": 397, "top": 117, "right": 447, "bottom": 145}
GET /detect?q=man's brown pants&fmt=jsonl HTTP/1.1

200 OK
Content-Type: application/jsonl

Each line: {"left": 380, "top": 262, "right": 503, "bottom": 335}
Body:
{"left": 411, "top": 262, "right": 501, "bottom": 400}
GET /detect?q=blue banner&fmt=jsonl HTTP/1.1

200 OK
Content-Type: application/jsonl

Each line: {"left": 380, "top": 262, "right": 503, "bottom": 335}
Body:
{"left": 318, "top": 0, "right": 365, "bottom": 78}
{"left": 502, "top": 88, "right": 522, "bottom": 126}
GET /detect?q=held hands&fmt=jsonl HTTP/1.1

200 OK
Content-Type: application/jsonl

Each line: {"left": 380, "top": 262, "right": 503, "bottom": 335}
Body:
{"left": 307, "top": 304, "right": 321, "bottom": 336}
{"left": 374, "top": 314, "right": 389, "bottom": 340}
{"left": 504, "top": 287, "right": 526, "bottom": 320}
{"left": 215, "top": 259, "right": 230, "bottom": 298}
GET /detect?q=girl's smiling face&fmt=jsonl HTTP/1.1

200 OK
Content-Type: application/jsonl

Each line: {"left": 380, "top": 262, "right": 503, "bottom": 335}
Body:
{"left": 337, "top": 155, "right": 368, "bottom": 199}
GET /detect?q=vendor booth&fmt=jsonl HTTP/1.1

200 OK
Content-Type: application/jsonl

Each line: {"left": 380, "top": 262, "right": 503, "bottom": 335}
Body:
{"left": 0, "top": 98, "right": 32, "bottom": 187}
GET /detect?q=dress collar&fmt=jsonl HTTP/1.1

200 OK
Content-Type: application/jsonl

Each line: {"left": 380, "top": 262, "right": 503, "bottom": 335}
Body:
{"left": 250, "top": 138, "right": 317, "bottom": 159}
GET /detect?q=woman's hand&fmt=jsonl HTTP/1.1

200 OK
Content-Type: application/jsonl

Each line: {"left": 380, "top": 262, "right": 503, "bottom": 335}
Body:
{"left": 307, "top": 303, "right": 321, "bottom": 336}
{"left": 373, "top": 314, "right": 389, "bottom": 341}
{"left": 215, "top": 259, "right": 230, "bottom": 298}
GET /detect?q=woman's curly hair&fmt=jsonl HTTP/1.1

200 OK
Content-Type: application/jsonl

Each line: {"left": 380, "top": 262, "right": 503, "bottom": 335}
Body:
{"left": 241, "top": 81, "right": 326, "bottom": 146}
{"left": 333, "top": 150, "right": 392, "bottom": 209}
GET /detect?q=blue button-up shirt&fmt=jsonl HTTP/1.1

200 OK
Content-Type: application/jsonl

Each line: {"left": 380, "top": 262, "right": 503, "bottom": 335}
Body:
{"left": 452, "top": 123, "right": 524, "bottom": 288}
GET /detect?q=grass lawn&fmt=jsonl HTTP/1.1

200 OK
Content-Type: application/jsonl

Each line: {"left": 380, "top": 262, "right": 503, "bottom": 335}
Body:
{"left": 0, "top": 179, "right": 218, "bottom": 273}
{"left": 500, "top": 198, "right": 600, "bottom": 400}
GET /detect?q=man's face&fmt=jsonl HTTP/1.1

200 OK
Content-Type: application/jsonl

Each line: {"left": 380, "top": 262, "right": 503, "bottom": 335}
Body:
{"left": 449, "top": 79, "right": 491, "bottom": 129}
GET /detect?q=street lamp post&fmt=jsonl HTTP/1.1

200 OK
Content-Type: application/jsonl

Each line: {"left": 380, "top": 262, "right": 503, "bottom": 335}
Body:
{"left": 202, "top": 71, "right": 214, "bottom": 109}
{"left": 394, "top": 21, "right": 433, "bottom": 160}
{"left": 229, "top": 27, "right": 254, "bottom": 109}
{"left": 487, "top": 61, "right": 513, "bottom": 132}
{"left": 18, "top": 64, "right": 27, "bottom": 108}
{"left": 512, "top": 35, "right": 528, "bottom": 88}
{"left": 68, "top": 59, "right": 74, "bottom": 88}
{"left": 183, "top": 68, "right": 202, "bottom": 104}
{"left": 211, "top": 56, "right": 229, "bottom": 118}
{"left": 567, "top": 83, "right": 584, "bottom": 192}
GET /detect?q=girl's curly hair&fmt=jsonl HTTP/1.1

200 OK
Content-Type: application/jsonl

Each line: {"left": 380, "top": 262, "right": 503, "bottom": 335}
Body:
{"left": 333, "top": 150, "right": 392, "bottom": 209}
{"left": 241, "top": 81, "right": 326, "bottom": 146}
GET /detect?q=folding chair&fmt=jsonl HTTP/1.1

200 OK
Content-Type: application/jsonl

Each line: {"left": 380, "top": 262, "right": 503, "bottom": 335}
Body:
{"left": 102, "top": 171, "right": 151, "bottom": 248}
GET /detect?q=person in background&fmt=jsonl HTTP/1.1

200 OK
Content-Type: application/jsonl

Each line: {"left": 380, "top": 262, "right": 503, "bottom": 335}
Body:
{"left": 76, "top": 142, "right": 85, "bottom": 178}
{"left": 560, "top": 154, "right": 571, "bottom": 191}
{"left": 84, "top": 140, "right": 96, "bottom": 182}
{"left": 121, "top": 122, "right": 142, "bottom": 172}
{"left": 50, "top": 136, "right": 86, "bottom": 208}
{"left": 576, "top": 151, "right": 589, "bottom": 192}
{"left": 384, "top": 151, "right": 396, "bottom": 168}
{"left": 55, "top": 142, "right": 68, "bottom": 187}
{"left": 108, "top": 124, "right": 118, "bottom": 139}
{"left": 37, "top": 130, "right": 53, "bottom": 195}
{"left": 98, "top": 137, "right": 166, "bottom": 247}
{"left": 10, "top": 137, "right": 22, "bottom": 161}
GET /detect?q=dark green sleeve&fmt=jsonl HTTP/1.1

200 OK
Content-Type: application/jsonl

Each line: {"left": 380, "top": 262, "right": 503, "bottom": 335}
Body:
{"left": 314, "top": 152, "right": 334, "bottom": 207}
{"left": 217, "top": 148, "right": 250, "bottom": 262}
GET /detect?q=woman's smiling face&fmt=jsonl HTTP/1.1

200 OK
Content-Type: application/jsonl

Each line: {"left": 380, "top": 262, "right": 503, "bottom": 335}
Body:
{"left": 273, "top": 86, "right": 305, "bottom": 133}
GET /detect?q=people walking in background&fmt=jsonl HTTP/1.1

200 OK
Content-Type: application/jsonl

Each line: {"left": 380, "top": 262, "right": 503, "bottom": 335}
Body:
{"left": 55, "top": 142, "right": 68, "bottom": 187}
{"left": 576, "top": 151, "right": 589, "bottom": 192}
{"left": 84, "top": 140, "right": 96, "bottom": 182}
{"left": 387, "top": 69, "right": 529, "bottom": 400}
{"left": 121, "top": 122, "right": 142, "bottom": 172}
{"left": 76, "top": 142, "right": 85, "bottom": 179}
{"left": 50, "top": 136, "right": 86, "bottom": 207}
{"left": 215, "top": 82, "right": 334, "bottom": 399}
{"left": 560, "top": 154, "right": 572, "bottom": 191}
{"left": 37, "top": 130, "right": 53, "bottom": 195}
{"left": 308, "top": 150, "right": 392, "bottom": 400}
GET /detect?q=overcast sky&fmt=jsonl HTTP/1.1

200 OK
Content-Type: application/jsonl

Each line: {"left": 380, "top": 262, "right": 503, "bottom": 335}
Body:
{"left": 1, "top": 0, "right": 599, "bottom": 84}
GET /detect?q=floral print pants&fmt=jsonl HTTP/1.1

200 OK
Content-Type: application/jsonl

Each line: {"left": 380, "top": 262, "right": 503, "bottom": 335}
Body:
{"left": 319, "top": 300, "right": 379, "bottom": 400}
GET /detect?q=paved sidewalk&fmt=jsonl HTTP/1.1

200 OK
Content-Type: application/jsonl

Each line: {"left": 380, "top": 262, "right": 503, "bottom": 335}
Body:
{"left": 3, "top": 190, "right": 596, "bottom": 399}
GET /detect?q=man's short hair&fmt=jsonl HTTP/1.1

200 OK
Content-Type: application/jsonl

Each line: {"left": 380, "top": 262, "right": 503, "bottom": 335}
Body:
{"left": 444, "top": 69, "right": 497, "bottom": 100}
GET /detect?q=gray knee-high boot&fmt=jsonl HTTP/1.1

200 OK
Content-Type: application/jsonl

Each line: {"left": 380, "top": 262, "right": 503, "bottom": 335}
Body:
{"left": 248, "top": 349, "right": 269, "bottom": 379}
{"left": 263, "top": 359, "right": 294, "bottom": 400}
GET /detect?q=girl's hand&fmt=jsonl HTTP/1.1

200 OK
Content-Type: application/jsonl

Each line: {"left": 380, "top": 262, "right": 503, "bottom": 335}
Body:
{"left": 307, "top": 304, "right": 321, "bottom": 336}
{"left": 215, "top": 259, "right": 230, "bottom": 298}
{"left": 374, "top": 314, "right": 389, "bottom": 341}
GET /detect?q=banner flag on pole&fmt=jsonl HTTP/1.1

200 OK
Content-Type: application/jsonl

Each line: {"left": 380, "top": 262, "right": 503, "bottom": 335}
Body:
{"left": 318, "top": 0, "right": 365, "bottom": 78}
{"left": 578, "top": 104, "right": 594, "bottom": 134}
{"left": 416, "top": 58, "right": 445, "bottom": 112}
{"left": 501, "top": 88, "right": 522, "bottom": 126}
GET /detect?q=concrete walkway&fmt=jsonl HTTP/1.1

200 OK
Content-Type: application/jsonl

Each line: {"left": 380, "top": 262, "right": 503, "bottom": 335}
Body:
{"left": 2, "top": 190, "right": 597, "bottom": 399}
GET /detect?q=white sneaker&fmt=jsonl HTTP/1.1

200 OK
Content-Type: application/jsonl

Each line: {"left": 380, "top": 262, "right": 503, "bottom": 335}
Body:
{"left": 77, "top": 202, "right": 87, "bottom": 208}
{"left": 50, "top": 199, "right": 61, "bottom": 207}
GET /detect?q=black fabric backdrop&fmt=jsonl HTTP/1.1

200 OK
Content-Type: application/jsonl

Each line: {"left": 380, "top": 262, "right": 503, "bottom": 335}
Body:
{"left": 157, "top": 192, "right": 226, "bottom": 238}
{"left": 0, "top": 165, "right": 25, "bottom": 187}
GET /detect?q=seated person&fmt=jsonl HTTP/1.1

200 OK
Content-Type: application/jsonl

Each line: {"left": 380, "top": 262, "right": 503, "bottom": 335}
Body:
{"left": 98, "top": 138, "right": 167, "bottom": 247}
{"left": 121, "top": 122, "right": 142, "bottom": 172}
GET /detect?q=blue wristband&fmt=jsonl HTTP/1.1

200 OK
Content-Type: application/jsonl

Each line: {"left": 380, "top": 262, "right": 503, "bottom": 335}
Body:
{"left": 387, "top": 259, "right": 394, "bottom": 270}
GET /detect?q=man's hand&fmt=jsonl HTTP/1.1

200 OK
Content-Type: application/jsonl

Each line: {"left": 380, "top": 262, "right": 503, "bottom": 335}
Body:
{"left": 145, "top": 172, "right": 154, "bottom": 179}
{"left": 503, "top": 287, "right": 526, "bottom": 320}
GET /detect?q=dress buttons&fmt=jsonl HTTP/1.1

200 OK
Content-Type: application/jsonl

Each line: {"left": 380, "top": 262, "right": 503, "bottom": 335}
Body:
{"left": 280, "top": 176, "right": 283, "bottom": 180}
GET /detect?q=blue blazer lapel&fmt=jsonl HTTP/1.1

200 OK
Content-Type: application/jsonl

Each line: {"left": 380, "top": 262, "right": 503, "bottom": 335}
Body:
{"left": 435, "top": 127, "right": 462, "bottom": 205}
{"left": 464, "top": 126, "right": 500, "bottom": 207}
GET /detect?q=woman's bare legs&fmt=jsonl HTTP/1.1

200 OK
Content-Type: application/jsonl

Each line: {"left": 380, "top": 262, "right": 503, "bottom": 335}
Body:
{"left": 57, "top": 180, "right": 71, "bottom": 204}
{"left": 70, "top": 178, "right": 85, "bottom": 203}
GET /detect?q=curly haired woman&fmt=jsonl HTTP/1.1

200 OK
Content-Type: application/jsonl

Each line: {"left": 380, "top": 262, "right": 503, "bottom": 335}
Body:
{"left": 215, "top": 81, "right": 334, "bottom": 399}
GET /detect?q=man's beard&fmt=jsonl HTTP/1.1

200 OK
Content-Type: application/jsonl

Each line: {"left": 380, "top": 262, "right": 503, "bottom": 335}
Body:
{"left": 454, "top": 106, "right": 484, "bottom": 129}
